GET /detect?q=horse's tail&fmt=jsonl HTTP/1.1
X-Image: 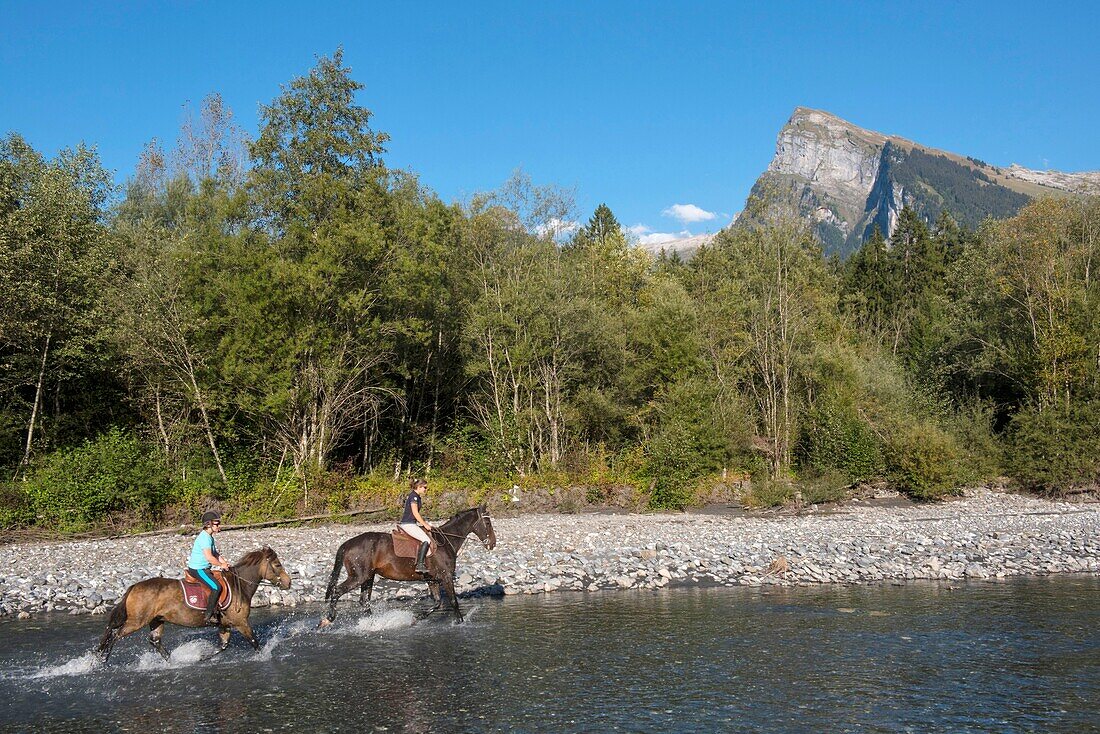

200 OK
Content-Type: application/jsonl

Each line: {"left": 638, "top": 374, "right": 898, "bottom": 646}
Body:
{"left": 97, "top": 587, "right": 130, "bottom": 658}
{"left": 324, "top": 543, "right": 349, "bottom": 602}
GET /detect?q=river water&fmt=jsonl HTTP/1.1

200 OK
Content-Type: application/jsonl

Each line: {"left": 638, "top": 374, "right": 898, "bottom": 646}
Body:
{"left": 0, "top": 577, "right": 1097, "bottom": 733}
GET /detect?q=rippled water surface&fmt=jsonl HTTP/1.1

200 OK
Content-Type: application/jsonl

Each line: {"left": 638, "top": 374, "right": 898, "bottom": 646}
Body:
{"left": 1, "top": 577, "right": 1098, "bottom": 733}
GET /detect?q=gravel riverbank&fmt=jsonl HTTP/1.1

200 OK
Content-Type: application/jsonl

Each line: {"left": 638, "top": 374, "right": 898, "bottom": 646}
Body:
{"left": 2, "top": 488, "right": 1098, "bottom": 620}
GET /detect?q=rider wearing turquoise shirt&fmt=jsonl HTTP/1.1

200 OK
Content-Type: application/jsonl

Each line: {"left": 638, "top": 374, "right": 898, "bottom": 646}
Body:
{"left": 188, "top": 511, "right": 230, "bottom": 624}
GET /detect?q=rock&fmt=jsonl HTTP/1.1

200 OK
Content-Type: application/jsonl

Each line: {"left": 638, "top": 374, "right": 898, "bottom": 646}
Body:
{"left": 2, "top": 487, "right": 1099, "bottom": 617}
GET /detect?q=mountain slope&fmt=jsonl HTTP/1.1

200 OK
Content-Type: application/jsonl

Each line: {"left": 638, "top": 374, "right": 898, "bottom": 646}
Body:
{"left": 744, "top": 108, "right": 1099, "bottom": 257}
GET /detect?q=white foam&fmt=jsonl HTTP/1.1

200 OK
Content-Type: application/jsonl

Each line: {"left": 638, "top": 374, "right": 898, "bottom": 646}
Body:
{"left": 255, "top": 618, "right": 314, "bottom": 661}
{"left": 135, "top": 639, "right": 219, "bottom": 670}
{"left": 350, "top": 609, "right": 417, "bottom": 633}
{"left": 29, "top": 651, "right": 101, "bottom": 680}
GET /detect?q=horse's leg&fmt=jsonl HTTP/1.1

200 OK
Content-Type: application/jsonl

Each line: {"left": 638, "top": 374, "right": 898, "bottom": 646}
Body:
{"left": 358, "top": 571, "right": 376, "bottom": 613}
{"left": 320, "top": 574, "right": 361, "bottom": 628}
{"left": 443, "top": 573, "right": 463, "bottom": 623}
{"left": 216, "top": 627, "right": 231, "bottom": 653}
{"left": 427, "top": 579, "right": 442, "bottom": 613}
{"left": 234, "top": 619, "right": 260, "bottom": 651}
{"left": 148, "top": 619, "right": 169, "bottom": 661}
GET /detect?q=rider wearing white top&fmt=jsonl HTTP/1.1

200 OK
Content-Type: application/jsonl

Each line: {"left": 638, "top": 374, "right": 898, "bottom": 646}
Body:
{"left": 399, "top": 478, "right": 433, "bottom": 573}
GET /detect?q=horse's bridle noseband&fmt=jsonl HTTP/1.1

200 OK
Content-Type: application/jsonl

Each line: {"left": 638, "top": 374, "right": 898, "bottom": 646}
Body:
{"left": 475, "top": 507, "right": 493, "bottom": 549}
{"left": 232, "top": 551, "right": 288, "bottom": 590}
{"left": 431, "top": 508, "right": 494, "bottom": 553}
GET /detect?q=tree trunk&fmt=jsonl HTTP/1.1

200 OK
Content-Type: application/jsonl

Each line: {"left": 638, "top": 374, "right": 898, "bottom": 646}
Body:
{"left": 154, "top": 386, "right": 171, "bottom": 455}
{"left": 19, "top": 332, "right": 52, "bottom": 468}
{"left": 186, "top": 354, "right": 228, "bottom": 487}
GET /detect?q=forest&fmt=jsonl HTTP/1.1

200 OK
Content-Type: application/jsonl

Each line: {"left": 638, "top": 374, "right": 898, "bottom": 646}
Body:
{"left": 2, "top": 52, "right": 1098, "bottom": 533}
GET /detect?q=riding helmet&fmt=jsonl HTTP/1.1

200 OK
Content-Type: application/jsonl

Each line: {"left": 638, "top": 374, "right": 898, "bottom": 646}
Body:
{"left": 200, "top": 510, "right": 222, "bottom": 527}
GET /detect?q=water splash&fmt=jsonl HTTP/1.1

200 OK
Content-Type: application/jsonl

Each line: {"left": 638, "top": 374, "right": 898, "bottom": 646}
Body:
{"left": 135, "top": 639, "right": 219, "bottom": 670}
{"left": 255, "top": 618, "right": 314, "bottom": 661}
{"left": 29, "top": 651, "right": 101, "bottom": 680}
{"left": 350, "top": 609, "right": 417, "bottom": 634}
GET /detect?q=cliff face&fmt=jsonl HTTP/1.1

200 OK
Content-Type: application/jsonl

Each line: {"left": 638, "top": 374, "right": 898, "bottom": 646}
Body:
{"left": 745, "top": 107, "right": 1098, "bottom": 257}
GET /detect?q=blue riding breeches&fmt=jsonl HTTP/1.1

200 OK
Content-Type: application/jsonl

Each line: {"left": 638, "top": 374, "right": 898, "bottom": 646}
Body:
{"left": 194, "top": 567, "right": 221, "bottom": 594}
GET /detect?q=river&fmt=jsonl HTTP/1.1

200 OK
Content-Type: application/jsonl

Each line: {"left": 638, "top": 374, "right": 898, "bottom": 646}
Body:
{"left": 1, "top": 577, "right": 1097, "bottom": 733}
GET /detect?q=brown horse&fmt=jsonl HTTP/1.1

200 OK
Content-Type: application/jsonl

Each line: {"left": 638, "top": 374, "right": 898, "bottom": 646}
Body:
{"left": 319, "top": 505, "right": 496, "bottom": 627}
{"left": 97, "top": 546, "right": 291, "bottom": 662}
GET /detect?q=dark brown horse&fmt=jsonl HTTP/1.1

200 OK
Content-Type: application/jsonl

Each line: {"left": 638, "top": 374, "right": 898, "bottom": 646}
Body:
{"left": 319, "top": 505, "right": 496, "bottom": 627}
{"left": 97, "top": 546, "right": 291, "bottom": 662}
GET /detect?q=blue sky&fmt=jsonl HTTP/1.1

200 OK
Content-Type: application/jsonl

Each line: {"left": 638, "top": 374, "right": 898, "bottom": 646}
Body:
{"left": 2, "top": 1, "right": 1098, "bottom": 245}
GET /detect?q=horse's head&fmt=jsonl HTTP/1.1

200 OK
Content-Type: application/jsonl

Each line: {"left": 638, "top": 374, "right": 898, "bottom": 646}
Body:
{"left": 475, "top": 505, "right": 497, "bottom": 550}
{"left": 260, "top": 546, "right": 292, "bottom": 589}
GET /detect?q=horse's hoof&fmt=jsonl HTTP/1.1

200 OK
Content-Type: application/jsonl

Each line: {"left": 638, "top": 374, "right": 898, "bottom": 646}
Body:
{"left": 317, "top": 618, "right": 331, "bottom": 630}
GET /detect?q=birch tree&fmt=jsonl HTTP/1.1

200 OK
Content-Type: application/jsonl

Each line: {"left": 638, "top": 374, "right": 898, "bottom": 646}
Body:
{"left": 707, "top": 207, "right": 836, "bottom": 478}
{"left": 0, "top": 135, "right": 113, "bottom": 470}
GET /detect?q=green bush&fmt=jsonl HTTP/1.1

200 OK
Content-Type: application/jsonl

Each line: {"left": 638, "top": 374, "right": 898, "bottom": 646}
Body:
{"left": 742, "top": 478, "right": 794, "bottom": 508}
{"left": 795, "top": 401, "right": 884, "bottom": 481}
{"left": 885, "top": 422, "right": 963, "bottom": 500}
{"left": 1006, "top": 403, "right": 1100, "bottom": 494}
{"left": 643, "top": 378, "right": 748, "bottom": 509}
{"left": 799, "top": 472, "right": 854, "bottom": 504}
{"left": 646, "top": 421, "right": 705, "bottom": 509}
{"left": 435, "top": 423, "right": 507, "bottom": 488}
{"left": 21, "top": 428, "right": 172, "bottom": 531}
{"left": 0, "top": 483, "right": 34, "bottom": 529}
{"left": 948, "top": 400, "right": 1002, "bottom": 485}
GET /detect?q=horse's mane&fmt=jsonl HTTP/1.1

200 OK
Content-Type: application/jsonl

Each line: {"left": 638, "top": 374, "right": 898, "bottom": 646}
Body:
{"left": 441, "top": 506, "right": 483, "bottom": 528}
{"left": 233, "top": 547, "right": 271, "bottom": 568}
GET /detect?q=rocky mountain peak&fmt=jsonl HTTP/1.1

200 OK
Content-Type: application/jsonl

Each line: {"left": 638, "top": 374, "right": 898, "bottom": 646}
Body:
{"left": 742, "top": 108, "right": 1098, "bottom": 257}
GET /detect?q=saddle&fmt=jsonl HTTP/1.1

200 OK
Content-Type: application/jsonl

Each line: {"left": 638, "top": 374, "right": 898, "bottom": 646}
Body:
{"left": 391, "top": 526, "right": 436, "bottom": 560}
{"left": 180, "top": 569, "right": 233, "bottom": 611}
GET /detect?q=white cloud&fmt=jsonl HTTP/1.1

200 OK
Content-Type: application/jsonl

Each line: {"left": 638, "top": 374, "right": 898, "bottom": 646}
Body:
{"left": 637, "top": 229, "right": 691, "bottom": 247}
{"left": 662, "top": 203, "right": 718, "bottom": 224}
{"left": 630, "top": 223, "right": 692, "bottom": 247}
{"left": 535, "top": 217, "right": 579, "bottom": 239}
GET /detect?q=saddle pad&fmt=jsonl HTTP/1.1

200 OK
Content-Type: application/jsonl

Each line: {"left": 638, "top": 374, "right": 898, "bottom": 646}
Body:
{"left": 391, "top": 527, "right": 435, "bottom": 559}
{"left": 180, "top": 573, "right": 232, "bottom": 611}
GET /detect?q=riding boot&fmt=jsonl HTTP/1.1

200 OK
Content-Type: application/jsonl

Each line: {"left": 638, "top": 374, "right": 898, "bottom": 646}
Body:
{"left": 203, "top": 591, "right": 221, "bottom": 625}
{"left": 415, "top": 541, "right": 430, "bottom": 573}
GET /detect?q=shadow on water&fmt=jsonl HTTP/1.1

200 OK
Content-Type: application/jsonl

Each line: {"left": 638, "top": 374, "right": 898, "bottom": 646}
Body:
{"left": 0, "top": 577, "right": 1098, "bottom": 733}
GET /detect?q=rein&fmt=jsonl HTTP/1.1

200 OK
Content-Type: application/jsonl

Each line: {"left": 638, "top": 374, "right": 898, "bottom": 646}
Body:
{"left": 226, "top": 553, "right": 285, "bottom": 590}
{"left": 429, "top": 508, "right": 492, "bottom": 553}
{"left": 231, "top": 571, "right": 279, "bottom": 590}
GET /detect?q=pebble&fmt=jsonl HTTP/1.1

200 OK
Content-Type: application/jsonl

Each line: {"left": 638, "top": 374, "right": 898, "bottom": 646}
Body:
{"left": 2, "top": 488, "right": 1098, "bottom": 619}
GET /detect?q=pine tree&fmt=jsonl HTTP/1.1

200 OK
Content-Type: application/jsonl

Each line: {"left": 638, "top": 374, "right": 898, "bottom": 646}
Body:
{"left": 570, "top": 203, "right": 623, "bottom": 250}
{"left": 249, "top": 48, "right": 389, "bottom": 232}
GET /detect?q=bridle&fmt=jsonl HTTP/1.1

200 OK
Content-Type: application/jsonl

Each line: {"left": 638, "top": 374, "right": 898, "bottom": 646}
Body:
{"left": 230, "top": 551, "right": 289, "bottom": 590}
{"left": 430, "top": 507, "right": 493, "bottom": 554}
